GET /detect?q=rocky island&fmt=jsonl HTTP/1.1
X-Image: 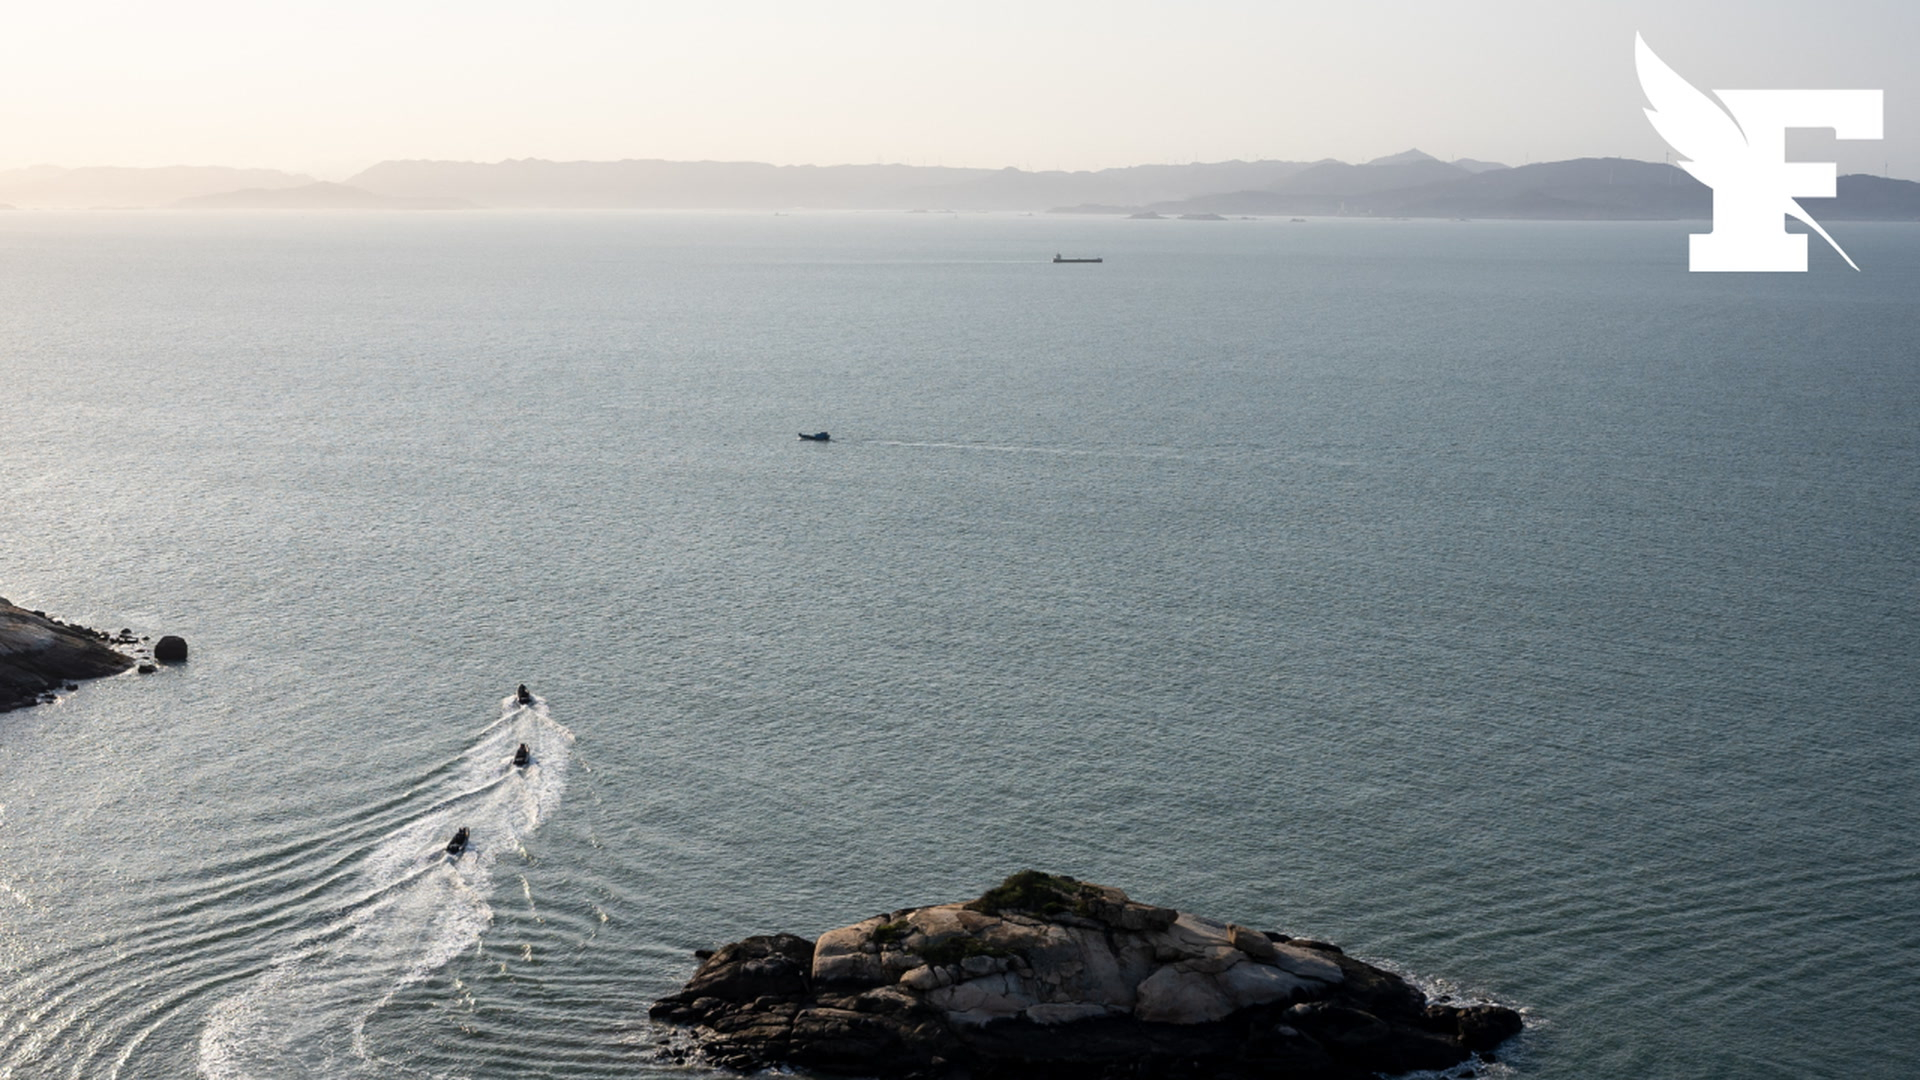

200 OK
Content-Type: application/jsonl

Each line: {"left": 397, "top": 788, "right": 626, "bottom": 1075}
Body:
{"left": 0, "top": 597, "right": 141, "bottom": 711}
{"left": 652, "top": 871, "right": 1522, "bottom": 1079}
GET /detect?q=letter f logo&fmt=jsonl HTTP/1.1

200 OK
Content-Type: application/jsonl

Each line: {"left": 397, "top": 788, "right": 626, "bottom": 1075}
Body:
{"left": 1637, "top": 33, "right": 1881, "bottom": 271}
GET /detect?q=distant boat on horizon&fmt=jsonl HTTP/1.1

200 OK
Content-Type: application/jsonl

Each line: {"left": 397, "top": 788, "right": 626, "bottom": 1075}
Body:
{"left": 1053, "top": 254, "right": 1103, "bottom": 263}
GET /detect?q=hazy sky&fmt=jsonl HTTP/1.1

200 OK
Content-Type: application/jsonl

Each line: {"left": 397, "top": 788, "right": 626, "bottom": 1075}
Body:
{"left": 1, "top": 0, "right": 1912, "bottom": 179}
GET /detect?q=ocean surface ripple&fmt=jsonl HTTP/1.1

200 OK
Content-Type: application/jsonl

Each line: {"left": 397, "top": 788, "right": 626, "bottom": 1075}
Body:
{"left": 0, "top": 211, "right": 1913, "bottom": 1079}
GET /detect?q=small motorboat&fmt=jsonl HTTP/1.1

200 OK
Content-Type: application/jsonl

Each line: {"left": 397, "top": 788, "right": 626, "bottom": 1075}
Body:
{"left": 446, "top": 827, "right": 470, "bottom": 857}
{"left": 513, "top": 743, "right": 531, "bottom": 769}
{"left": 516, "top": 684, "right": 534, "bottom": 705}
{"left": 799, "top": 431, "right": 831, "bottom": 442}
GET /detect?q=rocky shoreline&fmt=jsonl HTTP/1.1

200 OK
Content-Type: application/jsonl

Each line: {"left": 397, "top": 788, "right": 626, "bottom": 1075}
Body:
{"left": 0, "top": 597, "right": 147, "bottom": 712}
{"left": 652, "top": 871, "right": 1522, "bottom": 1079}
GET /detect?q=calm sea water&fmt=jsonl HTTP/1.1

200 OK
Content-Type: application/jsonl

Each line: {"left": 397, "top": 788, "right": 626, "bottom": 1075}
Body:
{"left": 0, "top": 210, "right": 1914, "bottom": 1080}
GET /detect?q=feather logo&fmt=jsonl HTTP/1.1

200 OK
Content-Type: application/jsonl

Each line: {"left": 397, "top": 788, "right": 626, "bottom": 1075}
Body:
{"left": 1635, "top": 33, "right": 1881, "bottom": 272}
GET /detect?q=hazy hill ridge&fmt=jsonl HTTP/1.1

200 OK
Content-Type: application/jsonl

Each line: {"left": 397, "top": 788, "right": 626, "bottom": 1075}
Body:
{"left": 1152, "top": 156, "right": 1705, "bottom": 218}
{"left": 7, "top": 153, "right": 1917, "bottom": 219}
{"left": 0, "top": 165, "right": 314, "bottom": 209}
{"left": 340, "top": 158, "right": 1321, "bottom": 211}
{"left": 341, "top": 152, "right": 1918, "bottom": 219}
{"left": 1146, "top": 155, "right": 1920, "bottom": 221}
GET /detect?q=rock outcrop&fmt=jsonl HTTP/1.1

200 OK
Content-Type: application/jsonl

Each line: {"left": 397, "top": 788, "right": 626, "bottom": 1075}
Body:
{"left": 0, "top": 597, "right": 138, "bottom": 711}
{"left": 652, "top": 871, "right": 1522, "bottom": 1079}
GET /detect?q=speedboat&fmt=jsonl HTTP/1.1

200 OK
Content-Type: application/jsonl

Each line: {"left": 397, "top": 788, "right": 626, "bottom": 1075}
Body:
{"left": 799, "top": 431, "right": 831, "bottom": 441}
{"left": 446, "top": 827, "right": 470, "bottom": 857}
{"left": 513, "top": 743, "right": 531, "bottom": 769}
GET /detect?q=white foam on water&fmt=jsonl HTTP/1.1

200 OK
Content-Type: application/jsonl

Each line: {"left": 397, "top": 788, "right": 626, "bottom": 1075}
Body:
{"left": 197, "top": 696, "right": 573, "bottom": 1079}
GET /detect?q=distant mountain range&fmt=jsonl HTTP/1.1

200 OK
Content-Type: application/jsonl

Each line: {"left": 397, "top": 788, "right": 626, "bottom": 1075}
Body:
{"left": 336, "top": 158, "right": 1332, "bottom": 212}
{"left": 1069, "top": 151, "right": 1920, "bottom": 222}
{"left": 1106, "top": 155, "right": 1710, "bottom": 219}
{"left": 2, "top": 151, "right": 1917, "bottom": 220}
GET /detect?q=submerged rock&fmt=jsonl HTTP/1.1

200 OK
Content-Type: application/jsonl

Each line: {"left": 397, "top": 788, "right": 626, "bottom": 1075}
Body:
{"left": 0, "top": 597, "right": 137, "bottom": 711}
{"left": 652, "top": 870, "right": 1523, "bottom": 1079}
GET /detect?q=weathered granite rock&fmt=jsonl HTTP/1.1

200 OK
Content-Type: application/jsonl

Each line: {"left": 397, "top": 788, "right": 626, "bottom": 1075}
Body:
{"left": 652, "top": 871, "right": 1523, "bottom": 1079}
{"left": 0, "top": 597, "right": 136, "bottom": 712}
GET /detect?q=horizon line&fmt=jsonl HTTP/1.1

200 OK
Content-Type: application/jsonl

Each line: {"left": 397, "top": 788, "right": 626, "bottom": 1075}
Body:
{"left": 4, "top": 154, "right": 1910, "bottom": 186}
{"left": 1, "top": 151, "right": 1624, "bottom": 177}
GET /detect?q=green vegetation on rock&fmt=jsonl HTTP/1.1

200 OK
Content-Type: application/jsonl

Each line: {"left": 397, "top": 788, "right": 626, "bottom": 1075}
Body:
{"left": 871, "top": 920, "right": 912, "bottom": 946}
{"left": 964, "top": 870, "right": 1096, "bottom": 917}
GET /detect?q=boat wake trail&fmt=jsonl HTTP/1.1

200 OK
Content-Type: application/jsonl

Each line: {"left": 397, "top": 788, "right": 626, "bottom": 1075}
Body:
{"left": 197, "top": 695, "right": 573, "bottom": 1079}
